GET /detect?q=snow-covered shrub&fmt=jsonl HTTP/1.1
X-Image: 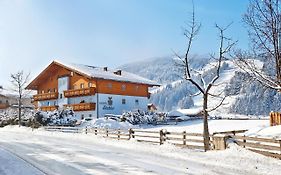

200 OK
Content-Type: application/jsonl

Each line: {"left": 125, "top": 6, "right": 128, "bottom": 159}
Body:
{"left": 0, "top": 108, "right": 34, "bottom": 127}
{"left": 121, "top": 111, "right": 167, "bottom": 125}
{"left": 34, "top": 108, "right": 77, "bottom": 126}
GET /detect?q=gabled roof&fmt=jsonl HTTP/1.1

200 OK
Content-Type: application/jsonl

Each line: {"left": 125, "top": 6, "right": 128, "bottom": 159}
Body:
{"left": 26, "top": 60, "right": 160, "bottom": 90}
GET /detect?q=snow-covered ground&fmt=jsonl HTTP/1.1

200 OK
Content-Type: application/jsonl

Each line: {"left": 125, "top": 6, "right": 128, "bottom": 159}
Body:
{"left": 1, "top": 124, "right": 281, "bottom": 175}
{"left": 141, "top": 119, "right": 268, "bottom": 133}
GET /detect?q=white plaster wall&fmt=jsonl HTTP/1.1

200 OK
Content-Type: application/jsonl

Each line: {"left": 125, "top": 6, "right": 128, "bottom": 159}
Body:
{"left": 97, "top": 94, "right": 148, "bottom": 117}
{"left": 74, "top": 111, "right": 97, "bottom": 120}
{"left": 57, "top": 76, "right": 69, "bottom": 108}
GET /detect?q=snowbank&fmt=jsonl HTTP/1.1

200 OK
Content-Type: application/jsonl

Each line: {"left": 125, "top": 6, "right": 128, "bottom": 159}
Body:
{"left": 81, "top": 118, "right": 137, "bottom": 130}
{"left": 168, "top": 107, "right": 203, "bottom": 117}
{"left": 245, "top": 125, "right": 281, "bottom": 138}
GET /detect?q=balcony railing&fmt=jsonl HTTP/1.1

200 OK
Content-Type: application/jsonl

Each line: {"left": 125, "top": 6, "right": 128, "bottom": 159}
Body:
{"left": 64, "top": 103, "right": 96, "bottom": 111}
{"left": 0, "top": 103, "right": 9, "bottom": 109}
{"left": 40, "top": 105, "right": 59, "bottom": 111}
{"left": 64, "top": 87, "right": 96, "bottom": 98}
{"left": 33, "top": 92, "right": 58, "bottom": 101}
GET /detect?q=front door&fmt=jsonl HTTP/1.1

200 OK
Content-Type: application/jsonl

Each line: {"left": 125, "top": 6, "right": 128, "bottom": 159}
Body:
{"left": 58, "top": 76, "right": 69, "bottom": 108}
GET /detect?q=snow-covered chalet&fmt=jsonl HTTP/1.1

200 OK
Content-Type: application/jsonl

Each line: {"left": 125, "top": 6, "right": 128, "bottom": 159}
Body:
{"left": 26, "top": 60, "right": 160, "bottom": 119}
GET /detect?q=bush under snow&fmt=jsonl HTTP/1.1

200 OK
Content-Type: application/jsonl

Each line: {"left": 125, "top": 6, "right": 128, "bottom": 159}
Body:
{"left": 121, "top": 111, "right": 167, "bottom": 125}
{"left": 34, "top": 108, "right": 77, "bottom": 126}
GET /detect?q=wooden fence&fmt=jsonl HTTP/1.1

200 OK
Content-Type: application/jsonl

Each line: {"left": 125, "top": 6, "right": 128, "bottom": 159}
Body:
{"left": 232, "top": 135, "right": 281, "bottom": 159}
{"left": 44, "top": 126, "right": 206, "bottom": 150}
{"left": 45, "top": 126, "right": 82, "bottom": 133}
{"left": 270, "top": 112, "right": 281, "bottom": 126}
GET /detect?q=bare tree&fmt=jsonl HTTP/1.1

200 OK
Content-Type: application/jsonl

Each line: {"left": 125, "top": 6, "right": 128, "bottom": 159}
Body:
{"left": 176, "top": 5, "right": 236, "bottom": 151}
{"left": 10, "top": 71, "right": 30, "bottom": 126}
{"left": 235, "top": 0, "right": 281, "bottom": 90}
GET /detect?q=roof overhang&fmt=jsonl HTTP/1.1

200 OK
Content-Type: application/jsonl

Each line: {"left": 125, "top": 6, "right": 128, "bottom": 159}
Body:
{"left": 25, "top": 61, "right": 92, "bottom": 90}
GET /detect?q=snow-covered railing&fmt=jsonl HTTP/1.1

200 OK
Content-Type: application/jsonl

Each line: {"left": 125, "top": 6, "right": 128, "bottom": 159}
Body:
{"left": 44, "top": 126, "right": 82, "bottom": 133}
{"left": 213, "top": 129, "right": 248, "bottom": 136}
{"left": 232, "top": 135, "right": 281, "bottom": 159}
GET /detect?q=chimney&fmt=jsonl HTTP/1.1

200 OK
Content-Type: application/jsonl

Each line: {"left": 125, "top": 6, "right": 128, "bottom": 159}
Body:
{"left": 104, "top": 67, "right": 108, "bottom": 71}
{"left": 114, "top": 70, "right": 122, "bottom": 75}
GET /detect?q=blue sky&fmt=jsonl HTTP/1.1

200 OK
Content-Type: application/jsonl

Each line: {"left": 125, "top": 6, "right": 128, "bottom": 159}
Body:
{"left": 0, "top": 0, "right": 249, "bottom": 87}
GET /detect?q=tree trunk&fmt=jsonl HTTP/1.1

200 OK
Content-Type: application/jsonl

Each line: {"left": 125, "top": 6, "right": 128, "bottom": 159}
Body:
{"left": 203, "top": 93, "right": 210, "bottom": 151}
{"left": 18, "top": 99, "right": 21, "bottom": 127}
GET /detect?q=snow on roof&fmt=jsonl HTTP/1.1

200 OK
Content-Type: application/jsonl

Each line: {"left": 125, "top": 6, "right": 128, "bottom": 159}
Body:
{"left": 54, "top": 60, "right": 160, "bottom": 86}
{"left": 168, "top": 107, "right": 203, "bottom": 117}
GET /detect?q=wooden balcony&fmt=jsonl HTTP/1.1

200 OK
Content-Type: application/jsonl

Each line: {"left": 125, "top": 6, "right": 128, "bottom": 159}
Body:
{"left": 64, "top": 87, "right": 96, "bottom": 98}
{"left": 33, "top": 92, "right": 58, "bottom": 101}
{"left": 0, "top": 103, "right": 9, "bottom": 109}
{"left": 40, "top": 105, "right": 59, "bottom": 111}
{"left": 64, "top": 103, "right": 96, "bottom": 111}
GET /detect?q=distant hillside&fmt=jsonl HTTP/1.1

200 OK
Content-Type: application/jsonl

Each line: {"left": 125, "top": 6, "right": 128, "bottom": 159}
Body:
{"left": 120, "top": 57, "right": 281, "bottom": 115}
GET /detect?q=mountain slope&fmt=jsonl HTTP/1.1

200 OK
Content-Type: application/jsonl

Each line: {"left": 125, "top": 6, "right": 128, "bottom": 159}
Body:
{"left": 120, "top": 57, "right": 281, "bottom": 115}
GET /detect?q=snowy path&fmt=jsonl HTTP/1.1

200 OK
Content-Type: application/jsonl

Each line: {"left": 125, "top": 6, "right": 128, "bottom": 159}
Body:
{"left": 1, "top": 127, "right": 281, "bottom": 175}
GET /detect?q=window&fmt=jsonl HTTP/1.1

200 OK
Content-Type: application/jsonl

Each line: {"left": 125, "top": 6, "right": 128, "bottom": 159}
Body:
{"left": 48, "top": 89, "right": 51, "bottom": 93}
{"left": 47, "top": 101, "right": 50, "bottom": 106}
{"left": 41, "top": 90, "right": 44, "bottom": 94}
{"left": 54, "top": 101, "right": 57, "bottom": 106}
{"left": 0, "top": 100, "right": 2, "bottom": 104}
{"left": 60, "top": 93, "right": 63, "bottom": 99}
{"left": 121, "top": 84, "right": 126, "bottom": 91}
{"left": 89, "top": 114, "right": 92, "bottom": 118}
{"left": 135, "top": 99, "right": 139, "bottom": 105}
{"left": 107, "top": 83, "right": 112, "bottom": 89}
{"left": 53, "top": 88, "right": 57, "bottom": 92}
{"left": 122, "top": 99, "right": 126, "bottom": 104}
{"left": 88, "top": 82, "right": 92, "bottom": 87}
{"left": 80, "top": 83, "right": 84, "bottom": 89}
{"left": 81, "top": 114, "right": 84, "bottom": 120}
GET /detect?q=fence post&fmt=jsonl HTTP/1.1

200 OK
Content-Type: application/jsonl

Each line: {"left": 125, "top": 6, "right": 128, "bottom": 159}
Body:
{"left": 160, "top": 129, "right": 164, "bottom": 145}
{"left": 128, "top": 128, "right": 134, "bottom": 140}
{"left": 279, "top": 140, "right": 281, "bottom": 154}
{"left": 94, "top": 127, "right": 97, "bottom": 135}
{"left": 183, "top": 131, "right": 186, "bottom": 145}
{"left": 106, "top": 128, "right": 109, "bottom": 137}
{"left": 243, "top": 135, "right": 246, "bottom": 148}
{"left": 118, "top": 129, "right": 120, "bottom": 140}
